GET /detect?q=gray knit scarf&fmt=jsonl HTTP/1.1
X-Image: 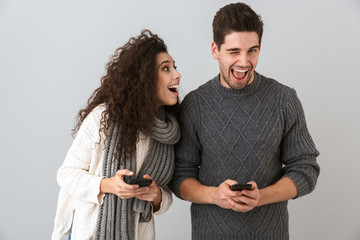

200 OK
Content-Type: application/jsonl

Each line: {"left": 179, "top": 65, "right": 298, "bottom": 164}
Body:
{"left": 94, "top": 107, "right": 180, "bottom": 240}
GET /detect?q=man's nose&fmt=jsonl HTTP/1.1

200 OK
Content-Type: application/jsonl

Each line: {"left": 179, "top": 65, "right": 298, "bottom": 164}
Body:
{"left": 237, "top": 53, "right": 248, "bottom": 65}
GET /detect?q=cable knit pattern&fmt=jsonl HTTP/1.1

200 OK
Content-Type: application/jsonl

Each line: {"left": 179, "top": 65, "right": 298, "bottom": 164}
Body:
{"left": 169, "top": 72, "right": 320, "bottom": 240}
{"left": 52, "top": 105, "right": 175, "bottom": 240}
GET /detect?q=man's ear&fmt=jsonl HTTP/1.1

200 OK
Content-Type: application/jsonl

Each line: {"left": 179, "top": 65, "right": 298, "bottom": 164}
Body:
{"left": 211, "top": 41, "right": 219, "bottom": 59}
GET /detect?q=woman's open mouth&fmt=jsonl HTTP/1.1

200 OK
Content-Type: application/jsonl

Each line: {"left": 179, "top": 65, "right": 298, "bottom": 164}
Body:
{"left": 168, "top": 84, "right": 179, "bottom": 95}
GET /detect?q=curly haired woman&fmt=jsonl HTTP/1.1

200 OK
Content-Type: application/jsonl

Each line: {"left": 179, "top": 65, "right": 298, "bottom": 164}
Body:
{"left": 52, "top": 29, "right": 181, "bottom": 240}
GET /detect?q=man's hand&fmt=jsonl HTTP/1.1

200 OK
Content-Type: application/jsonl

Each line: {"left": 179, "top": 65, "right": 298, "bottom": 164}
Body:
{"left": 209, "top": 180, "right": 259, "bottom": 212}
{"left": 179, "top": 177, "right": 297, "bottom": 212}
{"left": 179, "top": 178, "right": 259, "bottom": 213}
{"left": 228, "top": 181, "right": 260, "bottom": 212}
{"left": 209, "top": 179, "right": 241, "bottom": 209}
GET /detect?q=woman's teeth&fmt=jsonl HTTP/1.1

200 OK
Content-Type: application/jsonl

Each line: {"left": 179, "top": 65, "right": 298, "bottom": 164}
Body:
{"left": 168, "top": 85, "right": 179, "bottom": 92}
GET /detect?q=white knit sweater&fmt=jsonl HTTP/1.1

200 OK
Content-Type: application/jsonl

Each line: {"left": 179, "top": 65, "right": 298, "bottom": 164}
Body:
{"left": 52, "top": 104, "right": 172, "bottom": 240}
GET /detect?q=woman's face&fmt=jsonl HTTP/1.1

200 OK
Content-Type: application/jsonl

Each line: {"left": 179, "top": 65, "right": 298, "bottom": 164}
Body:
{"left": 155, "top": 52, "right": 181, "bottom": 108}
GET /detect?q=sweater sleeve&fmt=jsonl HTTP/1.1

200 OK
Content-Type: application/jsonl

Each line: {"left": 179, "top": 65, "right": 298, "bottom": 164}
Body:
{"left": 57, "top": 105, "right": 105, "bottom": 204}
{"left": 281, "top": 88, "right": 320, "bottom": 198}
{"left": 169, "top": 93, "right": 202, "bottom": 199}
{"left": 154, "top": 186, "right": 173, "bottom": 215}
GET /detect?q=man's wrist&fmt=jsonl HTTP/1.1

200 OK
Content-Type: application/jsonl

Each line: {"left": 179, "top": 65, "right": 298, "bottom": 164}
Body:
{"left": 257, "top": 188, "right": 266, "bottom": 207}
{"left": 207, "top": 186, "right": 217, "bottom": 205}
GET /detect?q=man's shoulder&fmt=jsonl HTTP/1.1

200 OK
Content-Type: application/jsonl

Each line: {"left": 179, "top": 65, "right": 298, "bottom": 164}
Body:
{"left": 180, "top": 77, "right": 217, "bottom": 112}
{"left": 185, "top": 76, "right": 217, "bottom": 98}
{"left": 258, "top": 73, "right": 292, "bottom": 93}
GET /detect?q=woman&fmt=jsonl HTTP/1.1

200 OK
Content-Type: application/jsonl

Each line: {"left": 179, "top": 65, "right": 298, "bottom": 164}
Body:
{"left": 52, "top": 29, "right": 181, "bottom": 240}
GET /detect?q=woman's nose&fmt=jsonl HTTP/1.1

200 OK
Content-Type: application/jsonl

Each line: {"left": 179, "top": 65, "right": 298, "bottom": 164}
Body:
{"left": 174, "top": 71, "right": 181, "bottom": 80}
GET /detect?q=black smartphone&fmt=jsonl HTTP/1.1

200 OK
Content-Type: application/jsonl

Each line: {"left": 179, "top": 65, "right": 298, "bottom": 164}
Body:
{"left": 230, "top": 184, "right": 252, "bottom": 191}
{"left": 126, "top": 179, "right": 153, "bottom": 187}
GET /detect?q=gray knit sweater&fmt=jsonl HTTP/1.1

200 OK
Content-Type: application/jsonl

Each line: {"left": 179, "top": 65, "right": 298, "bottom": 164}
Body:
{"left": 169, "top": 72, "right": 320, "bottom": 240}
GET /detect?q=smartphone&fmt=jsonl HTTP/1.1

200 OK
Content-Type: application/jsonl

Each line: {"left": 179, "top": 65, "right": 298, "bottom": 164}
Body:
{"left": 126, "top": 179, "right": 152, "bottom": 187}
{"left": 230, "top": 184, "right": 252, "bottom": 191}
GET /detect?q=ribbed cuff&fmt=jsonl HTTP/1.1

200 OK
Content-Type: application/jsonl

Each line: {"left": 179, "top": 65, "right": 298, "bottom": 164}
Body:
{"left": 169, "top": 176, "right": 189, "bottom": 200}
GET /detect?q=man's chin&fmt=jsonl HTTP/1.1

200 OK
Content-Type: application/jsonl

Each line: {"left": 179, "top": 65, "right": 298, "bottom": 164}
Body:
{"left": 229, "top": 75, "right": 252, "bottom": 89}
{"left": 230, "top": 82, "right": 247, "bottom": 90}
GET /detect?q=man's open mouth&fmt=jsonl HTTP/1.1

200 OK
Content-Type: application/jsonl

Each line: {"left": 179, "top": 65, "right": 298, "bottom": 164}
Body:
{"left": 231, "top": 68, "right": 249, "bottom": 81}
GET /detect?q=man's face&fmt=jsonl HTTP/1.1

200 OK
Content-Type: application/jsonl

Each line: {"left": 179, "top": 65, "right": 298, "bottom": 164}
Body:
{"left": 212, "top": 31, "right": 260, "bottom": 90}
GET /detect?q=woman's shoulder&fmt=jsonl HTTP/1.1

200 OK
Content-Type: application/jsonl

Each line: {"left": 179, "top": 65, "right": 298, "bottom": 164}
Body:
{"left": 88, "top": 103, "right": 107, "bottom": 120}
{"left": 81, "top": 103, "right": 107, "bottom": 131}
{"left": 92, "top": 103, "right": 107, "bottom": 115}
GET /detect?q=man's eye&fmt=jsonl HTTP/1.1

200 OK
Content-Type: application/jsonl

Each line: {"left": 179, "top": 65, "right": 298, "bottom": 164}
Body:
{"left": 249, "top": 49, "right": 257, "bottom": 53}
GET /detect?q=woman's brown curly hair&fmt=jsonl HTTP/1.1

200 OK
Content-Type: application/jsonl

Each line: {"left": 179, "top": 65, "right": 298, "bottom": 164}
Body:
{"left": 72, "top": 29, "right": 179, "bottom": 159}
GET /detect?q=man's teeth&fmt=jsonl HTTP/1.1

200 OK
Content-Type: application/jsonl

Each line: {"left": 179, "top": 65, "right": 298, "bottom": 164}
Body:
{"left": 233, "top": 69, "right": 248, "bottom": 73}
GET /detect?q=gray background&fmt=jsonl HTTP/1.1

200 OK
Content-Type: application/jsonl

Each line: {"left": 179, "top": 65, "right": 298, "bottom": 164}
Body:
{"left": 0, "top": 0, "right": 359, "bottom": 239}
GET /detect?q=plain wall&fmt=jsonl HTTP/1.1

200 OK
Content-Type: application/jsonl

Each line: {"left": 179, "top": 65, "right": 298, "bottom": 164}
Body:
{"left": 0, "top": 0, "right": 359, "bottom": 239}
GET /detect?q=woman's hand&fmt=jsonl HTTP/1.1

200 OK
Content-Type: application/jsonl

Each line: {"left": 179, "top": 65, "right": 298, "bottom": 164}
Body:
{"left": 135, "top": 174, "right": 162, "bottom": 212}
{"left": 100, "top": 170, "right": 162, "bottom": 211}
{"left": 100, "top": 169, "right": 150, "bottom": 199}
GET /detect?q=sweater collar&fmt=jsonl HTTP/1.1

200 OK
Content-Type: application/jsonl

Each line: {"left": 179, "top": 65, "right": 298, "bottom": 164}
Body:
{"left": 211, "top": 71, "right": 262, "bottom": 95}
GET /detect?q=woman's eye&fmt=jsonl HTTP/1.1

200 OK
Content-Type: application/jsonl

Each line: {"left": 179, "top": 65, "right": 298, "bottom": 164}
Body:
{"left": 174, "top": 66, "right": 177, "bottom": 70}
{"left": 163, "top": 67, "right": 169, "bottom": 71}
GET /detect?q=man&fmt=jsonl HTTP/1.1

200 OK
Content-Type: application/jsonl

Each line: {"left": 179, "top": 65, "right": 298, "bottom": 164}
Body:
{"left": 169, "top": 2, "right": 320, "bottom": 239}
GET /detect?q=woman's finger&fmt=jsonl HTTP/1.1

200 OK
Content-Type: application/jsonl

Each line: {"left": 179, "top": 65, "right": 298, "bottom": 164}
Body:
{"left": 116, "top": 169, "right": 134, "bottom": 179}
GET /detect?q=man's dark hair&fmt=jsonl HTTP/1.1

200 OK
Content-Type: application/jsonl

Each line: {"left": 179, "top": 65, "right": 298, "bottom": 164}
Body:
{"left": 212, "top": 2, "right": 264, "bottom": 49}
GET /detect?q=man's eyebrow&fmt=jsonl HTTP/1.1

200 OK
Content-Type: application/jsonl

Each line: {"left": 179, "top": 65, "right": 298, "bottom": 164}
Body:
{"left": 226, "top": 48, "right": 240, "bottom": 52}
{"left": 249, "top": 45, "right": 260, "bottom": 49}
{"left": 226, "top": 45, "right": 260, "bottom": 52}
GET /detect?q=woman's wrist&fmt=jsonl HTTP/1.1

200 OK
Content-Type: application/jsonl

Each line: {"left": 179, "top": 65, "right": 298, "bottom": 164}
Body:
{"left": 100, "top": 177, "right": 113, "bottom": 194}
{"left": 151, "top": 187, "right": 162, "bottom": 212}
